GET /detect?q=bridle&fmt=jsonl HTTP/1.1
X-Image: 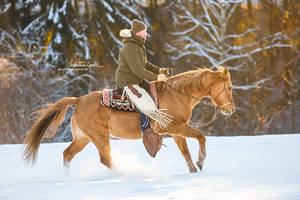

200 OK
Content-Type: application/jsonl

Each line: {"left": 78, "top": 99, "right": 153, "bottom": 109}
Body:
{"left": 165, "top": 82, "right": 233, "bottom": 109}
{"left": 213, "top": 83, "right": 234, "bottom": 108}
{"left": 164, "top": 81, "right": 234, "bottom": 129}
{"left": 165, "top": 82, "right": 214, "bottom": 107}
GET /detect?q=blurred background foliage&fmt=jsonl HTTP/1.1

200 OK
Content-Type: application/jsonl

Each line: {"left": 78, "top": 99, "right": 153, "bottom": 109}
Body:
{"left": 0, "top": 0, "right": 299, "bottom": 144}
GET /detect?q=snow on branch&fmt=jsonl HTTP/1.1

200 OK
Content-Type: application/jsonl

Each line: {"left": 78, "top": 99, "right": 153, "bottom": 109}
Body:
{"left": 114, "top": 7, "right": 131, "bottom": 24}
{"left": 200, "top": 0, "right": 221, "bottom": 42}
{"left": 102, "top": 0, "right": 113, "bottom": 12}
{"left": 59, "top": 0, "right": 68, "bottom": 15}
{"left": 172, "top": 23, "right": 200, "bottom": 36}
{"left": 63, "top": 73, "right": 96, "bottom": 87}
{"left": 224, "top": 28, "right": 260, "bottom": 40}
{"left": 226, "top": 2, "right": 239, "bottom": 23}
{"left": 22, "top": 13, "right": 47, "bottom": 34}
{"left": 105, "top": 25, "right": 122, "bottom": 47}
{"left": 233, "top": 78, "right": 272, "bottom": 91}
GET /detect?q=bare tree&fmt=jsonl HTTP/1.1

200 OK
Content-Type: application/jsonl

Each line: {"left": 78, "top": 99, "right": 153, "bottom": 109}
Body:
{"left": 166, "top": 0, "right": 295, "bottom": 135}
{"left": 168, "top": 0, "right": 293, "bottom": 72}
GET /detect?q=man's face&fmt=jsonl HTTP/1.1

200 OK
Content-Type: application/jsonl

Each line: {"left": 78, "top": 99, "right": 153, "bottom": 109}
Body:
{"left": 136, "top": 29, "right": 147, "bottom": 39}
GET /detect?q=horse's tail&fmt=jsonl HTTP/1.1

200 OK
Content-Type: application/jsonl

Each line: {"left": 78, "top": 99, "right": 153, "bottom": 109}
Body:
{"left": 24, "top": 97, "right": 79, "bottom": 164}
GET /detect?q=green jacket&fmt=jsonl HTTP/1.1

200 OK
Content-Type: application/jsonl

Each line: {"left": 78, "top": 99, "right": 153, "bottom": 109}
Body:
{"left": 115, "top": 35, "right": 159, "bottom": 88}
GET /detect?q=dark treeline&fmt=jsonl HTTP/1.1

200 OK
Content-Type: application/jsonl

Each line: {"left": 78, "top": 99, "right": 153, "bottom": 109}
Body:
{"left": 0, "top": 0, "right": 299, "bottom": 144}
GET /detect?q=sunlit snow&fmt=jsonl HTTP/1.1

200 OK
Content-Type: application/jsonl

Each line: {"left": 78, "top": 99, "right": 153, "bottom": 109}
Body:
{"left": 1, "top": 134, "right": 299, "bottom": 200}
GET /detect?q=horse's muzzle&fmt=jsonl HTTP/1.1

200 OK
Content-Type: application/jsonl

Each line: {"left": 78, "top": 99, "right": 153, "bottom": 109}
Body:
{"left": 220, "top": 103, "right": 236, "bottom": 116}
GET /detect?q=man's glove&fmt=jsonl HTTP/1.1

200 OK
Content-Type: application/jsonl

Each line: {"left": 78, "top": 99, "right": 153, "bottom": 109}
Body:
{"left": 157, "top": 74, "right": 168, "bottom": 81}
{"left": 159, "top": 67, "right": 173, "bottom": 77}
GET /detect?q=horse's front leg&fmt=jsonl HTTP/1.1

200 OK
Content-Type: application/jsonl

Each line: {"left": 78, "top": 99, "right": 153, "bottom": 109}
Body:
{"left": 173, "top": 136, "right": 198, "bottom": 173}
{"left": 169, "top": 123, "right": 206, "bottom": 171}
{"left": 196, "top": 137, "right": 206, "bottom": 171}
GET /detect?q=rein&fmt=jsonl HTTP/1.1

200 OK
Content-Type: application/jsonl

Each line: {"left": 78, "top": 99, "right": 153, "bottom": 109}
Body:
{"left": 164, "top": 82, "right": 220, "bottom": 128}
{"left": 213, "top": 83, "right": 234, "bottom": 108}
{"left": 164, "top": 82, "right": 215, "bottom": 107}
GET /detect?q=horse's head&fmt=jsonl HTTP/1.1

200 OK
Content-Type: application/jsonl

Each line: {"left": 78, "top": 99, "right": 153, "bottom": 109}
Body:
{"left": 209, "top": 66, "right": 236, "bottom": 116}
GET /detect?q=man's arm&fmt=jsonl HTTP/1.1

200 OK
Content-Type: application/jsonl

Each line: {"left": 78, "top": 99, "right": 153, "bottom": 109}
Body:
{"left": 124, "top": 44, "right": 158, "bottom": 81}
{"left": 146, "top": 61, "right": 159, "bottom": 74}
{"left": 147, "top": 61, "right": 173, "bottom": 76}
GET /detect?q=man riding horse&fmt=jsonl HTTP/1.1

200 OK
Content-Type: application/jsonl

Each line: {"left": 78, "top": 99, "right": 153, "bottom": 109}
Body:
{"left": 115, "top": 19, "right": 172, "bottom": 157}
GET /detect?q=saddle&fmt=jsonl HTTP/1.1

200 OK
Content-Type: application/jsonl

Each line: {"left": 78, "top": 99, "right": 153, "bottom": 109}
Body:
{"left": 101, "top": 81, "right": 163, "bottom": 158}
{"left": 101, "top": 81, "right": 158, "bottom": 112}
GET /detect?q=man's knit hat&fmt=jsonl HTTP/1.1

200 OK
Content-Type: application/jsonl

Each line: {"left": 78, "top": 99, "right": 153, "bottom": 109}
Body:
{"left": 131, "top": 19, "right": 147, "bottom": 35}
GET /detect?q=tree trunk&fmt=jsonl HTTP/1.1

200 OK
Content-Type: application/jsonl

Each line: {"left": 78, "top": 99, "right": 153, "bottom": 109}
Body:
{"left": 247, "top": 0, "right": 252, "bottom": 17}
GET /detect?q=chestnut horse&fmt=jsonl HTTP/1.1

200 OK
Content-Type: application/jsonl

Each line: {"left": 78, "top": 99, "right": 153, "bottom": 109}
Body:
{"left": 24, "top": 66, "right": 235, "bottom": 173}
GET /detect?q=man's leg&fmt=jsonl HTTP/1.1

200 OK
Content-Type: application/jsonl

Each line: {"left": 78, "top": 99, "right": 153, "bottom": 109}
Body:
{"left": 124, "top": 85, "right": 165, "bottom": 157}
{"left": 124, "top": 84, "right": 172, "bottom": 129}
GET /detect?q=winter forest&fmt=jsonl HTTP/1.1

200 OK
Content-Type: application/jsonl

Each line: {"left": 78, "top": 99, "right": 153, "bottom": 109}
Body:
{"left": 0, "top": 0, "right": 299, "bottom": 144}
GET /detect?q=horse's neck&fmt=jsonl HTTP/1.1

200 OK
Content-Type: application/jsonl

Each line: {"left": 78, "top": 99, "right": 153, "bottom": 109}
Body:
{"left": 155, "top": 82, "right": 193, "bottom": 121}
{"left": 156, "top": 70, "right": 215, "bottom": 109}
{"left": 167, "top": 70, "right": 210, "bottom": 97}
{"left": 156, "top": 79, "right": 204, "bottom": 111}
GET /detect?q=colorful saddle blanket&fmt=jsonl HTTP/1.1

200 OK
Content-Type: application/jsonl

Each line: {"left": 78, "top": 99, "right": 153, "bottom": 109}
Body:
{"left": 101, "top": 82, "right": 158, "bottom": 112}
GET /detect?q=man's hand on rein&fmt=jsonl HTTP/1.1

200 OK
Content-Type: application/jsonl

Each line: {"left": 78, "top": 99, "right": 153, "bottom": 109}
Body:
{"left": 159, "top": 67, "right": 173, "bottom": 77}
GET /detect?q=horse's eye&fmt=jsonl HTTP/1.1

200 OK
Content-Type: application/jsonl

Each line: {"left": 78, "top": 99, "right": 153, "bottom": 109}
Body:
{"left": 228, "top": 86, "right": 232, "bottom": 90}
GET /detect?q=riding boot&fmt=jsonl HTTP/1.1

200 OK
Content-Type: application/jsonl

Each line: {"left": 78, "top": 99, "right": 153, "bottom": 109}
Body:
{"left": 143, "top": 128, "right": 163, "bottom": 158}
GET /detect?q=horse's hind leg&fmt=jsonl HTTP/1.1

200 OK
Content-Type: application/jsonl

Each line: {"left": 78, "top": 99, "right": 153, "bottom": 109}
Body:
{"left": 88, "top": 132, "right": 113, "bottom": 169}
{"left": 63, "top": 118, "right": 89, "bottom": 167}
{"left": 173, "top": 136, "right": 198, "bottom": 173}
{"left": 63, "top": 137, "right": 89, "bottom": 167}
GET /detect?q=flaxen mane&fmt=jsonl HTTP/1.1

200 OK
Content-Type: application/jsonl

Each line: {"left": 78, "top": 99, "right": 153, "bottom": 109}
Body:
{"left": 158, "top": 67, "right": 230, "bottom": 96}
{"left": 158, "top": 69, "right": 209, "bottom": 93}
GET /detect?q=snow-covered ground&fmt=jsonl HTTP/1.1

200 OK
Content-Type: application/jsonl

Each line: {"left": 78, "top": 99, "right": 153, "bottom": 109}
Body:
{"left": 0, "top": 134, "right": 300, "bottom": 200}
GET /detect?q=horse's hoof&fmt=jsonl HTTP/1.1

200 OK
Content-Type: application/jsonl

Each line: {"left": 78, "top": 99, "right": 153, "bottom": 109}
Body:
{"left": 196, "top": 160, "right": 204, "bottom": 171}
{"left": 190, "top": 167, "right": 198, "bottom": 173}
{"left": 63, "top": 161, "right": 70, "bottom": 168}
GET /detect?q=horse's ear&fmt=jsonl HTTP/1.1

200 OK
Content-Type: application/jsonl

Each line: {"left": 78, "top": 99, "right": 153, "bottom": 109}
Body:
{"left": 222, "top": 67, "right": 228, "bottom": 76}
{"left": 218, "top": 66, "right": 228, "bottom": 77}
